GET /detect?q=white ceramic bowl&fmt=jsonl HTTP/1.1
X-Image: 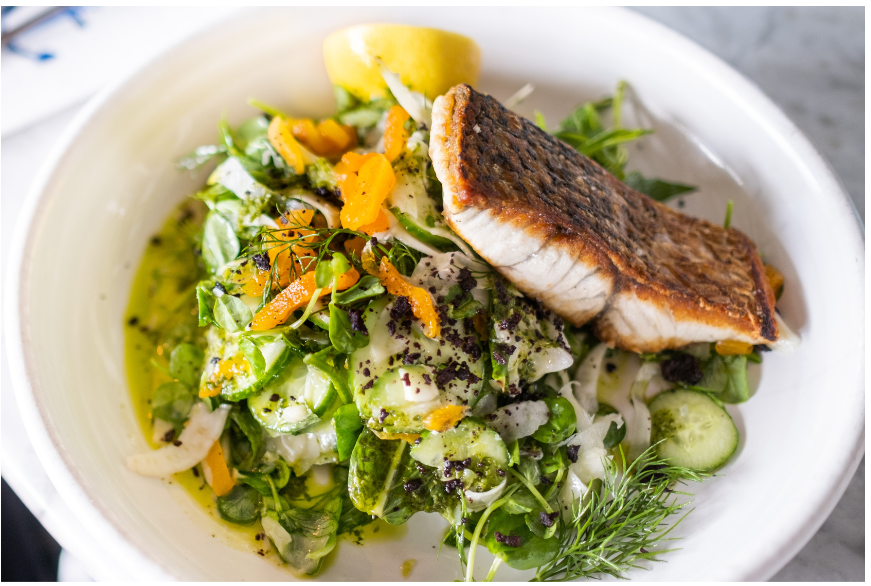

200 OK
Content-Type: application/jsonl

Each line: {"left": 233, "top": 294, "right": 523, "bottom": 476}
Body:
{"left": 6, "top": 7, "right": 864, "bottom": 582}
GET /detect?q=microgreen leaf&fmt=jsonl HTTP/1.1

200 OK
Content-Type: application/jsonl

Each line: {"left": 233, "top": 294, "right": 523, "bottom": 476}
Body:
{"left": 315, "top": 261, "right": 334, "bottom": 289}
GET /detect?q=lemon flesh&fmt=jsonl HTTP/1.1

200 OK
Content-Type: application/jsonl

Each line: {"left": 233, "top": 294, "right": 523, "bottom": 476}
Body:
{"left": 324, "top": 24, "right": 480, "bottom": 101}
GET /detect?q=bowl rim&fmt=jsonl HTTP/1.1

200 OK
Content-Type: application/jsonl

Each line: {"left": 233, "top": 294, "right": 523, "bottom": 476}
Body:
{"left": 4, "top": 6, "right": 864, "bottom": 581}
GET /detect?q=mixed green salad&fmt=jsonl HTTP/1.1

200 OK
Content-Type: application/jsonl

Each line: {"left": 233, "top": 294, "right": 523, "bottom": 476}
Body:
{"left": 125, "top": 78, "right": 770, "bottom": 580}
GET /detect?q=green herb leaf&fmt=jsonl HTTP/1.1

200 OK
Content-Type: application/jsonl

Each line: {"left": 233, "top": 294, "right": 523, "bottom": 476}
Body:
{"left": 333, "top": 403, "right": 364, "bottom": 461}
{"left": 602, "top": 419, "right": 627, "bottom": 449}
{"left": 168, "top": 343, "right": 204, "bottom": 388}
{"left": 331, "top": 252, "right": 351, "bottom": 276}
{"left": 484, "top": 508, "right": 561, "bottom": 571}
{"left": 534, "top": 110, "right": 547, "bottom": 132}
{"left": 202, "top": 209, "right": 240, "bottom": 271}
{"left": 178, "top": 146, "right": 227, "bottom": 172}
{"left": 217, "top": 484, "right": 262, "bottom": 525}
{"left": 230, "top": 405, "right": 264, "bottom": 471}
{"left": 448, "top": 296, "right": 483, "bottom": 320}
{"left": 239, "top": 337, "right": 266, "bottom": 376}
{"left": 304, "top": 346, "right": 352, "bottom": 404}
{"left": 533, "top": 397, "right": 577, "bottom": 444}
{"left": 348, "top": 429, "right": 452, "bottom": 524}
{"left": 698, "top": 354, "right": 750, "bottom": 404}
{"left": 195, "top": 282, "right": 217, "bottom": 327}
{"left": 328, "top": 303, "right": 369, "bottom": 354}
{"left": 315, "top": 260, "right": 334, "bottom": 289}
{"left": 152, "top": 381, "right": 195, "bottom": 425}
{"left": 332, "top": 275, "right": 385, "bottom": 305}
{"left": 213, "top": 295, "right": 253, "bottom": 333}
{"left": 623, "top": 171, "right": 696, "bottom": 202}
{"left": 532, "top": 446, "right": 705, "bottom": 581}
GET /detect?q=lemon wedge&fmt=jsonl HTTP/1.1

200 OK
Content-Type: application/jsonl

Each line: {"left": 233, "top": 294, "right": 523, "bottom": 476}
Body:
{"left": 324, "top": 24, "right": 480, "bottom": 100}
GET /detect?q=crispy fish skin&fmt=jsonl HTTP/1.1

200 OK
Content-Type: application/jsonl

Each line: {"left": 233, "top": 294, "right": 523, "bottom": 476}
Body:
{"left": 430, "top": 84, "right": 778, "bottom": 353}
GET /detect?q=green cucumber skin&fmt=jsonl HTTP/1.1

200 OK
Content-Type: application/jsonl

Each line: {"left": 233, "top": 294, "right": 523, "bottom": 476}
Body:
{"left": 649, "top": 389, "right": 739, "bottom": 472}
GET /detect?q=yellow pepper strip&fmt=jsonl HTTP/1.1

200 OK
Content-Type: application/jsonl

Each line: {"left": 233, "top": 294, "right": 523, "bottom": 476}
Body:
{"left": 340, "top": 154, "right": 396, "bottom": 231}
{"left": 203, "top": 441, "right": 235, "bottom": 497}
{"left": 715, "top": 340, "right": 754, "bottom": 356}
{"left": 764, "top": 264, "right": 784, "bottom": 299}
{"left": 267, "top": 116, "right": 306, "bottom": 174}
{"left": 251, "top": 268, "right": 360, "bottom": 331}
{"left": 200, "top": 354, "right": 249, "bottom": 398}
{"left": 377, "top": 257, "right": 441, "bottom": 338}
{"left": 423, "top": 405, "right": 468, "bottom": 432}
{"left": 383, "top": 105, "right": 411, "bottom": 162}
{"left": 372, "top": 429, "right": 421, "bottom": 443}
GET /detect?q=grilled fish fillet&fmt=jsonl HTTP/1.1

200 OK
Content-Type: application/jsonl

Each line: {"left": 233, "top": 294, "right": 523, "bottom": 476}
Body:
{"left": 429, "top": 84, "right": 778, "bottom": 353}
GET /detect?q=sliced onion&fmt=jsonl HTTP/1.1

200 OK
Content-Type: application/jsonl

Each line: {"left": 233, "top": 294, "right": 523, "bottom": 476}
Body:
{"left": 485, "top": 400, "right": 549, "bottom": 444}
{"left": 286, "top": 191, "right": 341, "bottom": 228}
{"left": 570, "top": 446, "right": 611, "bottom": 485}
{"left": 471, "top": 392, "right": 497, "bottom": 417}
{"left": 528, "top": 346, "right": 574, "bottom": 382}
{"left": 626, "top": 397, "right": 651, "bottom": 463}
{"left": 266, "top": 418, "right": 337, "bottom": 476}
{"left": 573, "top": 343, "right": 608, "bottom": 414}
{"left": 558, "top": 381, "right": 590, "bottom": 430}
{"left": 465, "top": 479, "right": 507, "bottom": 512}
{"left": 151, "top": 417, "right": 175, "bottom": 444}
{"left": 214, "top": 157, "right": 269, "bottom": 202}
{"left": 558, "top": 469, "right": 587, "bottom": 522}
{"left": 769, "top": 313, "right": 800, "bottom": 353}
{"left": 127, "top": 403, "right": 231, "bottom": 477}
{"left": 377, "top": 60, "right": 431, "bottom": 124}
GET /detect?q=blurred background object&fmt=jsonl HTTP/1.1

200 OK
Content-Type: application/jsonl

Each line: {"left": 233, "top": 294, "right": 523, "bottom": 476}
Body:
{"left": 1, "top": 6, "right": 863, "bottom": 582}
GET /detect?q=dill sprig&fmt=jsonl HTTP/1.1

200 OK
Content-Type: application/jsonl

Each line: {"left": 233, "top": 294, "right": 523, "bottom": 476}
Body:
{"left": 532, "top": 446, "right": 706, "bottom": 582}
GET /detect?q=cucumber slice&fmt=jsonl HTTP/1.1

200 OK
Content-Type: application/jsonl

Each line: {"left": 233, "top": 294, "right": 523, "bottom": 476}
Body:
{"left": 410, "top": 418, "right": 508, "bottom": 492}
{"left": 303, "top": 365, "right": 336, "bottom": 417}
{"left": 199, "top": 329, "right": 292, "bottom": 401}
{"left": 249, "top": 356, "right": 320, "bottom": 434}
{"left": 649, "top": 389, "right": 738, "bottom": 471}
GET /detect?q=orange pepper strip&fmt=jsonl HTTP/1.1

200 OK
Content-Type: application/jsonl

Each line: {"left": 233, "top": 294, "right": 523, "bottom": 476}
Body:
{"left": 340, "top": 154, "right": 395, "bottom": 230}
{"left": 377, "top": 257, "right": 441, "bottom": 338}
{"left": 383, "top": 105, "right": 411, "bottom": 162}
{"left": 764, "top": 264, "right": 784, "bottom": 299}
{"left": 203, "top": 442, "right": 235, "bottom": 497}
{"left": 292, "top": 119, "right": 331, "bottom": 156}
{"left": 318, "top": 119, "right": 357, "bottom": 153}
{"left": 335, "top": 152, "right": 378, "bottom": 202}
{"left": 715, "top": 340, "right": 754, "bottom": 356}
{"left": 343, "top": 236, "right": 368, "bottom": 259}
{"left": 423, "top": 405, "right": 468, "bottom": 433}
{"left": 251, "top": 268, "right": 360, "bottom": 331}
{"left": 358, "top": 209, "right": 391, "bottom": 236}
{"left": 267, "top": 117, "right": 306, "bottom": 174}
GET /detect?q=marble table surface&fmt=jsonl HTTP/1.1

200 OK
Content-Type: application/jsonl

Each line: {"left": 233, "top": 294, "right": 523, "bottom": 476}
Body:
{"left": 1, "top": 7, "right": 863, "bottom": 581}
